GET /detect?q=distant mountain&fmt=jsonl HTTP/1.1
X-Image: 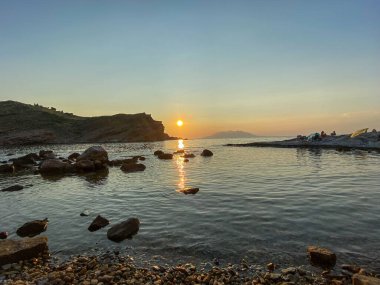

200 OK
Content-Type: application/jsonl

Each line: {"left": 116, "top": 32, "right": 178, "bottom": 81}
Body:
{"left": 203, "top": 130, "right": 257, "bottom": 139}
{"left": 0, "top": 100, "right": 174, "bottom": 145}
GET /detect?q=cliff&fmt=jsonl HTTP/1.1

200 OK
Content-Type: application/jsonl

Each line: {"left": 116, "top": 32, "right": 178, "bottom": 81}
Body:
{"left": 0, "top": 101, "right": 173, "bottom": 145}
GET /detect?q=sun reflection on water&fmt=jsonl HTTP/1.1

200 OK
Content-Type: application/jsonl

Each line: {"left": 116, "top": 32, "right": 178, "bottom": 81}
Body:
{"left": 176, "top": 139, "right": 186, "bottom": 190}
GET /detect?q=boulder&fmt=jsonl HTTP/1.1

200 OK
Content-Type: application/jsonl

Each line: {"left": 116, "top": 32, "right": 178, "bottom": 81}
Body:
{"left": 68, "top": 152, "right": 80, "bottom": 161}
{"left": 0, "top": 232, "right": 8, "bottom": 239}
{"left": 11, "top": 153, "right": 38, "bottom": 169}
{"left": 154, "top": 150, "right": 164, "bottom": 156}
{"left": 178, "top": 187, "right": 199, "bottom": 195}
{"left": 39, "top": 150, "right": 55, "bottom": 160}
{"left": 75, "top": 160, "right": 96, "bottom": 172}
{"left": 0, "top": 164, "right": 13, "bottom": 173}
{"left": 352, "top": 274, "right": 380, "bottom": 285}
{"left": 174, "top": 149, "right": 185, "bottom": 154}
{"left": 0, "top": 236, "right": 48, "bottom": 266}
{"left": 307, "top": 246, "right": 336, "bottom": 269}
{"left": 107, "top": 218, "right": 140, "bottom": 242}
{"left": 1, "top": 185, "right": 24, "bottom": 192}
{"left": 120, "top": 163, "right": 146, "bottom": 173}
{"left": 182, "top": 153, "right": 195, "bottom": 158}
{"left": 158, "top": 153, "right": 173, "bottom": 160}
{"left": 201, "top": 149, "right": 213, "bottom": 157}
{"left": 16, "top": 218, "right": 48, "bottom": 237}
{"left": 77, "top": 146, "right": 108, "bottom": 164}
{"left": 39, "top": 159, "right": 73, "bottom": 174}
{"left": 88, "top": 215, "right": 109, "bottom": 232}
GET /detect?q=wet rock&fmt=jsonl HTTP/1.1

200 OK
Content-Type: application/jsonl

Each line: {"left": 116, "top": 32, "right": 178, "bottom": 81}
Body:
{"left": 341, "top": 264, "right": 361, "bottom": 274}
{"left": 282, "top": 267, "right": 297, "bottom": 275}
{"left": 0, "top": 164, "right": 14, "bottom": 173}
{"left": 1, "top": 185, "right": 24, "bottom": 192}
{"left": 182, "top": 153, "right": 195, "bottom": 158}
{"left": 77, "top": 146, "right": 108, "bottom": 164}
{"left": 158, "top": 153, "right": 173, "bottom": 160}
{"left": 75, "top": 160, "right": 96, "bottom": 172}
{"left": 267, "top": 262, "right": 276, "bottom": 272}
{"left": 107, "top": 218, "right": 140, "bottom": 242}
{"left": 154, "top": 150, "right": 164, "bottom": 156}
{"left": 352, "top": 274, "right": 380, "bottom": 285}
{"left": 68, "top": 152, "right": 81, "bottom": 161}
{"left": 39, "top": 159, "right": 73, "bottom": 174}
{"left": 0, "top": 232, "right": 8, "bottom": 239}
{"left": 39, "top": 150, "right": 55, "bottom": 160}
{"left": 138, "top": 156, "right": 146, "bottom": 161}
{"left": 201, "top": 149, "right": 213, "bottom": 157}
{"left": 174, "top": 149, "right": 185, "bottom": 154}
{"left": 16, "top": 218, "right": 48, "bottom": 237}
{"left": 109, "top": 158, "right": 137, "bottom": 166}
{"left": 11, "top": 153, "right": 38, "bottom": 169}
{"left": 120, "top": 163, "right": 146, "bottom": 173}
{"left": 88, "top": 215, "right": 109, "bottom": 232}
{"left": 184, "top": 159, "right": 189, "bottom": 163}
{"left": 80, "top": 210, "right": 90, "bottom": 217}
{"left": 178, "top": 187, "right": 199, "bottom": 195}
{"left": 307, "top": 245, "right": 336, "bottom": 269}
{"left": 0, "top": 236, "right": 48, "bottom": 266}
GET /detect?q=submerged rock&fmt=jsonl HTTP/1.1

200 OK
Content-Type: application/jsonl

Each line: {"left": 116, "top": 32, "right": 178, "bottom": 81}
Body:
{"left": 178, "top": 187, "right": 199, "bottom": 195}
{"left": 120, "top": 163, "right": 146, "bottom": 173}
{"left": 107, "top": 218, "right": 140, "bottom": 242}
{"left": 154, "top": 150, "right": 164, "bottom": 156}
{"left": 108, "top": 158, "right": 137, "bottom": 166}
{"left": 307, "top": 246, "right": 336, "bottom": 269}
{"left": 0, "top": 164, "right": 13, "bottom": 173}
{"left": 0, "top": 236, "right": 48, "bottom": 266}
{"left": 1, "top": 185, "right": 24, "bottom": 192}
{"left": 16, "top": 218, "right": 48, "bottom": 238}
{"left": 201, "top": 149, "right": 213, "bottom": 157}
{"left": 77, "top": 146, "right": 108, "bottom": 164}
{"left": 88, "top": 215, "right": 109, "bottom": 232}
{"left": 158, "top": 153, "right": 173, "bottom": 160}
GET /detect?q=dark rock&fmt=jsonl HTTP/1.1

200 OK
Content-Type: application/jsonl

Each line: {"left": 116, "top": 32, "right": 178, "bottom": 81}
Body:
{"left": 80, "top": 210, "right": 90, "bottom": 217}
{"left": 120, "top": 163, "right": 146, "bottom": 173}
{"left": 0, "top": 236, "right": 48, "bottom": 266}
{"left": 1, "top": 185, "right": 24, "bottom": 192}
{"left": 107, "top": 218, "right": 140, "bottom": 242}
{"left": 108, "top": 158, "right": 137, "bottom": 166}
{"left": 307, "top": 246, "right": 336, "bottom": 269}
{"left": 0, "top": 164, "right": 13, "bottom": 173}
{"left": 75, "top": 160, "right": 96, "bottom": 172}
{"left": 184, "top": 159, "right": 189, "bottom": 163}
{"left": 182, "top": 153, "right": 195, "bottom": 158}
{"left": 39, "top": 150, "right": 55, "bottom": 159}
{"left": 16, "top": 218, "right": 48, "bottom": 237}
{"left": 68, "top": 152, "right": 80, "bottom": 161}
{"left": 138, "top": 156, "right": 146, "bottom": 161}
{"left": 39, "top": 159, "right": 73, "bottom": 174}
{"left": 11, "top": 153, "right": 38, "bottom": 169}
{"left": 267, "top": 262, "right": 276, "bottom": 272}
{"left": 88, "top": 215, "right": 109, "bottom": 232}
{"left": 6, "top": 153, "right": 14, "bottom": 156}
{"left": 201, "top": 149, "right": 213, "bottom": 157}
{"left": 352, "top": 274, "right": 380, "bottom": 285}
{"left": 174, "top": 149, "right": 185, "bottom": 154}
{"left": 178, "top": 187, "right": 199, "bottom": 195}
{"left": 341, "top": 264, "right": 361, "bottom": 274}
{"left": 77, "top": 146, "right": 108, "bottom": 164}
{"left": 158, "top": 153, "right": 173, "bottom": 160}
{"left": 0, "top": 232, "right": 8, "bottom": 239}
{"left": 154, "top": 150, "right": 164, "bottom": 156}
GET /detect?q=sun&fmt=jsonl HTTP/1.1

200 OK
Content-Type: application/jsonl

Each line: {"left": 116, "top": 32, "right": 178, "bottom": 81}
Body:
{"left": 176, "top": 120, "right": 184, "bottom": 127}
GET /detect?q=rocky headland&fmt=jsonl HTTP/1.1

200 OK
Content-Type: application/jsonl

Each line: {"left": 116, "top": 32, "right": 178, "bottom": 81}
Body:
{"left": 0, "top": 101, "right": 174, "bottom": 146}
{"left": 227, "top": 131, "right": 380, "bottom": 151}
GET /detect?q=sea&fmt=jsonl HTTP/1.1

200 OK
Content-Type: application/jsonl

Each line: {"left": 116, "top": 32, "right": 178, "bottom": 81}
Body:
{"left": 0, "top": 137, "right": 379, "bottom": 270}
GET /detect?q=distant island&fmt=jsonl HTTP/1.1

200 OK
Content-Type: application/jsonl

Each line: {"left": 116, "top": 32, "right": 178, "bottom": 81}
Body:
{"left": 203, "top": 130, "right": 257, "bottom": 139}
{"left": 0, "top": 101, "right": 174, "bottom": 145}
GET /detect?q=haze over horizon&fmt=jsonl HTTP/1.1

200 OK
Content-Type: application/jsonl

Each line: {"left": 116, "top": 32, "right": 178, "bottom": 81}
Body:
{"left": 1, "top": 1, "right": 379, "bottom": 138}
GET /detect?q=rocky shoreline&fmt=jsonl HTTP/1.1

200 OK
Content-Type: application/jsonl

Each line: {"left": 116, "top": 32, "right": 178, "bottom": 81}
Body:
{"left": 226, "top": 131, "right": 380, "bottom": 151}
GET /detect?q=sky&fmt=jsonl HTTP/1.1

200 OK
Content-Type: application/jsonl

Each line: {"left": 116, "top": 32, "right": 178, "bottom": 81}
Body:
{"left": 0, "top": 0, "right": 379, "bottom": 138}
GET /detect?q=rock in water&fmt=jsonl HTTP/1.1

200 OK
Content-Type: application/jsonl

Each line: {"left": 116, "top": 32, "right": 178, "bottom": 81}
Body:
{"left": 0, "top": 232, "right": 8, "bottom": 239}
{"left": 120, "top": 163, "right": 146, "bottom": 172}
{"left": 0, "top": 236, "right": 48, "bottom": 266}
{"left": 182, "top": 153, "right": 195, "bottom": 158}
{"left": 39, "top": 159, "right": 73, "bottom": 174}
{"left": 178, "top": 187, "right": 199, "bottom": 195}
{"left": 39, "top": 150, "right": 55, "bottom": 160}
{"left": 77, "top": 146, "right": 108, "bottom": 164}
{"left": 107, "top": 218, "right": 140, "bottom": 242}
{"left": 352, "top": 274, "right": 380, "bottom": 285}
{"left": 307, "top": 246, "right": 336, "bottom": 269}
{"left": 88, "top": 215, "right": 109, "bottom": 232}
{"left": 68, "top": 152, "right": 81, "bottom": 161}
{"left": 154, "top": 150, "right": 164, "bottom": 156}
{"left": 0, "top": 164, "right": 14, "bottom": 173}
{"left": 201, "top": 149, "right": 213, "bottom": 157}
{"left": 75, "top": 160, "right": 96, "bottom": 172}
{"left": 16, "top": 218, "right": 48, "bottom": 237}
{"left": 1, "top": 185, "right": 24, "bottom": 192}
{"left": 80, "top": 210, "right": 90, "bottom": 217}
{"left": 158, "top": 153, "right": 173, "bottom": 160}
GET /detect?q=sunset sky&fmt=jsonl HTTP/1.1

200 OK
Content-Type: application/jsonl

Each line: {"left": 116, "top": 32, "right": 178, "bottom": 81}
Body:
{"left": 1, "top": 0, "right": 379, "bottom": 138}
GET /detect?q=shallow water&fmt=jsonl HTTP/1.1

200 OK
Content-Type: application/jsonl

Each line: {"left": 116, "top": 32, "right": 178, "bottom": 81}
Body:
{"left": 1, "top": 138, "right": 379, "bottom": 270}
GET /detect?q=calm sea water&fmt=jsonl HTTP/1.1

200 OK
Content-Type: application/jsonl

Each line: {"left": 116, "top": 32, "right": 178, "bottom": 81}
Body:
{"left": 1, "top": 138, "right": 379, "bottom": 270}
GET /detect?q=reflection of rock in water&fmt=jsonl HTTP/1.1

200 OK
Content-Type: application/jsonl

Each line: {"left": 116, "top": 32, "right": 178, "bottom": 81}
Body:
{"left": 80, "top": 168, "right": 109, "bottom": 185}
{"left": 40, "top": 173, "right": 68, "bottom": 182}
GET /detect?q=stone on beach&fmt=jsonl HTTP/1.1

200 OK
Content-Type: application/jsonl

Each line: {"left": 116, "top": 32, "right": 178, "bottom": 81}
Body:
{"left": 352, "top": 274, "right": 380, "bottom": 285}
{"left": 0, "top": 236, "right": 48, "bottom": 266}
{"left": 120, "top": 163, "right": 146, "bottom": 172}
{"left": 107, "top": 218, "right": 140, "bottom": 242}
{"left": 307, "top": 245, "right": 336, "bottom": 269}
{"left": 158, "top": 153, "right": 173, "bottom": 160}
{"left": 88, "top": 215, "right": 109, "bottom": 232}
{"left": 16, "top": 219, "right": 48, "bottom": 238}
{"left": 1, "top": 184, "right": 24, "bottom": 192}
{"left": 201, "top": 149, "right": 214, "bottom": 157}
{"left": 77, "top": 146, "right": 108, "bottom": 164}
